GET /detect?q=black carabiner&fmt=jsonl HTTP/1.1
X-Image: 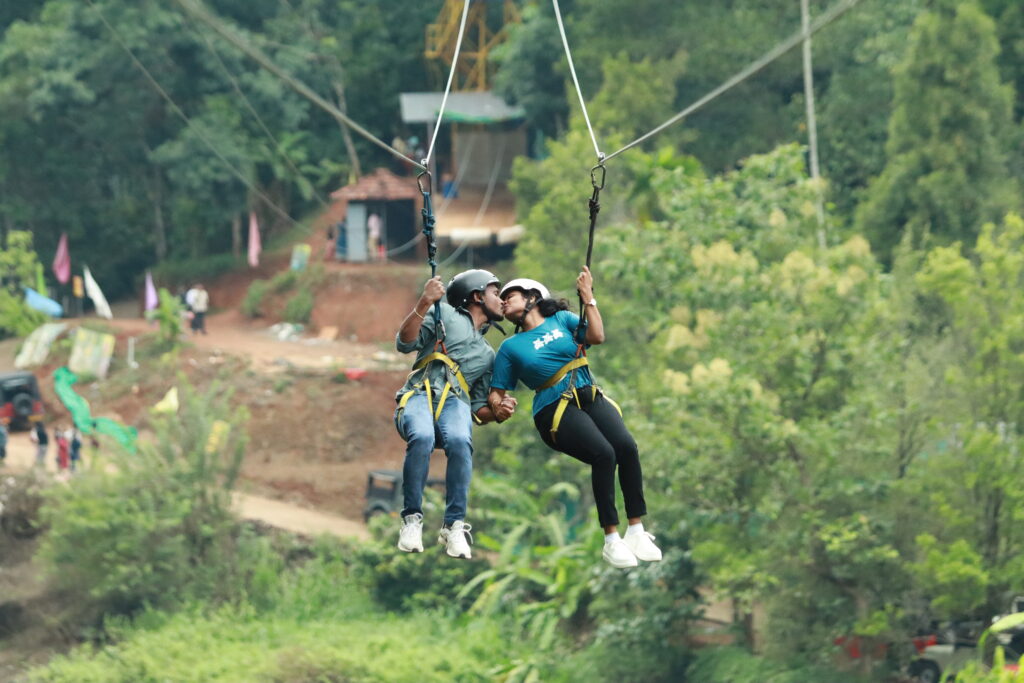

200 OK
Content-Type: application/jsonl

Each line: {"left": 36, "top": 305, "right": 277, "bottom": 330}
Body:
{"left": 590, "top": 162, "right": 606, "bottom": 191}
{"left": 417, "top": 169, "right": 432, "bottom": 195}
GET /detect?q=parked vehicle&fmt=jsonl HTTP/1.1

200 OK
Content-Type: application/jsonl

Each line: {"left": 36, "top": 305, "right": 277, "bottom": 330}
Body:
{"left": 909, "top": 621, "right": 985, "bottom": 682}
{"left": 362, "top": 469, "right": 445, "bottom": 521}
{"left": 980, "top": 611, "right": 1024, "bottom": 673}
{"left": 0, "top": 372, "right": 44, "bottom": 430}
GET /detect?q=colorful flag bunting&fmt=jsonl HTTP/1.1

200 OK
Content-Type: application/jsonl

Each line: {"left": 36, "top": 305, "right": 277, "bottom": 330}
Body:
{"left": 248, "top": 211, "right": 261, "bottom": 267}
{"left": 35, "top": 262, "right": 49, "bottom": 298}
{"left": 52, "top": 233, "right": 71, "bottom": 284}
{"left": 144, "top": 271, "right": 158, "bottom": 311}
{"left": 82, "top": 266, "right": 113, "bottom": 319}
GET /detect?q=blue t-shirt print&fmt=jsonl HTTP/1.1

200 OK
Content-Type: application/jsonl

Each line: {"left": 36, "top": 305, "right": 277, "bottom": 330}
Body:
{"left": 491, "top": 310, "right": 595, "bottom": 416}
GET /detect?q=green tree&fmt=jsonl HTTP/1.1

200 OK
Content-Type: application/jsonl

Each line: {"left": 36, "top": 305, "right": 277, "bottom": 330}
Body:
{"left": 0, "top": 230, "right": 47, "bottom": 338}
{"left": 855, "top": 0, "right": 1018, "bottom": 263}
{"left": 909, "top": 213, "right": 1024, "bottom": 613}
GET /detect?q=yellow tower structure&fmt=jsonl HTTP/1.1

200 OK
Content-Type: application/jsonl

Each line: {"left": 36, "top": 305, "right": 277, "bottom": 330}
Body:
{"left": 425, "top": 0, "right": 521, "bottom": 92}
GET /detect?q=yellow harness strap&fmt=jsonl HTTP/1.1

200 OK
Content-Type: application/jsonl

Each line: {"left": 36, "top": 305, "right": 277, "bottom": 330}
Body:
{"left": 537, "top": 357, "right": 589, "bottom": 443}
{"left": 399, "top": 350, "right": 472, "bottom": 422}
{"left": 414, "top": 352, "right": 471, "bottom": 394}
{"left": 537, "top": 358, "right": 625, "bottom": 443}
{"left": 537, "top": 357, "right": 589, "bottom": 391}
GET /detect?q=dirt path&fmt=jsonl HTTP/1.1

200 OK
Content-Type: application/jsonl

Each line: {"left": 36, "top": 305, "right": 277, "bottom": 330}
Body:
{"left": 103, "top": 311, "right": 404, "bottom": 374}
{"left": 1, "top": 431, "right": 368, "bottom": 540}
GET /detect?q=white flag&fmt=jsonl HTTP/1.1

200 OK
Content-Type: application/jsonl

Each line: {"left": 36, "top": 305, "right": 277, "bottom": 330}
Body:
{"left": 82, "top": 266, "right": 113, "bottom": 319}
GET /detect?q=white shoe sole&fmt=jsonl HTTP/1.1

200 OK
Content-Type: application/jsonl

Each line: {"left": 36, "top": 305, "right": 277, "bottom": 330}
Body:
{"left": 438, "top": 534, "right": 471, "bottom": 559}
{"left": 623, "top": 541, "right": 662, "bottom": 562}
{"left": 398, "top": 532, "right": 424, "bottom": 553}
{"left": 604, "top": 555, "right": 638, "bottom": 569}
{"left": 603, "top": 546, "right": 639, "bottom": 569}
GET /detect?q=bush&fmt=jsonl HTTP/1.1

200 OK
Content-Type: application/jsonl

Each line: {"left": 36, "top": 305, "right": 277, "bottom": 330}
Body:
{"left": 346, "top": 536, "right": 487, "bottom": 613}
{"left": 269, "top": 269, "right": 298, "bottom": 294}
{"left": 37, "top": 378, "right": 263, "bottom": 623}
{"left": 151, "top": 288, "right": 184, "bottom": 348}
{"left": 0, "top": 470, "right": 48, "bottom": 540}
{"left": 0, "top": 288, "right": 47, "bottom": 340}
{"left": 241, "top": 279, "right": 270, "bottom": 318}
{"left": 283, "top": 287, "right": 314, "bottom": 324}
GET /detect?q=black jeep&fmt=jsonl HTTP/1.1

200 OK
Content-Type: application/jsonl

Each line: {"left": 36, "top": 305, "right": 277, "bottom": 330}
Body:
{"left": 0, "top": 372, "right": 44, "bottom": 430}
{"left": 363, "top": 469, "right": 445, "bottom": 521}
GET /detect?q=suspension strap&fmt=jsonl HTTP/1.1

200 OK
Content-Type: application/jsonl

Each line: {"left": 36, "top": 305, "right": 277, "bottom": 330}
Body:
{"left": 417, "top": 170, "right": 445, "bottom": 345}
{"left": 575, "top": 163, "right": 605, "bottom": 345}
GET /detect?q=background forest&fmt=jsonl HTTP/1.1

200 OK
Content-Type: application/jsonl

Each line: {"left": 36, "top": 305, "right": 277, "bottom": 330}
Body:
{"left": 2, "top": 0, "right": 1024, "bottom": 681}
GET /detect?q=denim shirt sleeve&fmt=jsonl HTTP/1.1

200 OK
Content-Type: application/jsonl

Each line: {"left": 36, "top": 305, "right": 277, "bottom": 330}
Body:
{"left": 470, "top": 367, "right": 492, "bottom": 413}
{"left": 396, "top": 307, "right": 440, "bottom": 354}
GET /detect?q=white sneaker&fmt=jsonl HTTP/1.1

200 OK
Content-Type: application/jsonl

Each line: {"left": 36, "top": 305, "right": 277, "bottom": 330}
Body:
{"left": 438, "top": 520, "right": 473, "bottom": 559}
{"left": 602, "top": 538, "right": 638, "bottom": 569}
{"left": 397, "top": 513, "right": 424, "bottom": 552}
{"left": 623, "top": 531, "right": 663, "bottom": 562}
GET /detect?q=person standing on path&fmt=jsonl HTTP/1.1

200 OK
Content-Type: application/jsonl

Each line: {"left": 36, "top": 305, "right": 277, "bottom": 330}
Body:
{"left": 367, "top": 212, "right": 382, "bottom": 262}
{"left": 69, "top": 427, "right": 82, "bottom": 472}
{"left": 0, "top": 420, "right": 7, "bottom": 466}
{"left": 393, "top": 270, "right": 517, "bottom": 559}
{"left": 30, "top": 420, "right": 48, "bottom": 467}
{"left": 55, "top": 427, "right": 69, "bottom": 472}
{"left": 189, "top": 283, "right": 209, "bottom": 335}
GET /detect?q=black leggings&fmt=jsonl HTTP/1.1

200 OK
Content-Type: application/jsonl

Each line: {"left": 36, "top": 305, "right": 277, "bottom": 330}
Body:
{"left": 534, "top": 387, "right": 647, "bottom": 528}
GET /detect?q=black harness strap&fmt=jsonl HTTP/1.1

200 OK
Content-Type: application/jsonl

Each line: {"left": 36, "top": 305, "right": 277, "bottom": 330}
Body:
{"left": 417, "top": 170, "right": 445, "bottom": 348}
{"left": 576, "top": 162, "right": 605, "bottom": 345}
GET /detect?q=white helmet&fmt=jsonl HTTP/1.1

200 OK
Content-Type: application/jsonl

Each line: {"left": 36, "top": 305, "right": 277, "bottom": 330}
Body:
{"left": 500, "top": 278, "right": 550, "bottom": 300}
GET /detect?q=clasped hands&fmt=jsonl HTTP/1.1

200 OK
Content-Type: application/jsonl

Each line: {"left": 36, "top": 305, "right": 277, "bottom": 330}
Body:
{"left": 495, "top": 395, "right": 517, "bottom": 422}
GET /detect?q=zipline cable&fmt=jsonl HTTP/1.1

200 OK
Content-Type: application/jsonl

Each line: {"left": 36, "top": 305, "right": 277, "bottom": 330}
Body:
{"left": 85, "top": 0, "right": 301, "bottom": 229}
{"left": 551, "top": 0, "right": 602, "bottom": 162}
{"left": 424, "top": 0, "right": 471, "bottom": 168}
{"left": 181, "top": 12, "right": 331, "bottom": 208}
{"left": 604, "top": 0, "right": 864, "bottom": 162}
{"left": 171, "top": 0, "right": 424, "bottom": 170}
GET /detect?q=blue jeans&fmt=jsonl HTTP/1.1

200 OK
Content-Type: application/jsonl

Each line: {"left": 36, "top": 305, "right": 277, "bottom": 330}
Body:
{"left": 395, "top": 392, "right": 473, "bottom": 525}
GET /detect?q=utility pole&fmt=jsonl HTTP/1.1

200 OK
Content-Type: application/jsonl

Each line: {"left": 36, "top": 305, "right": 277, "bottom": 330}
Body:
{"left": 801, "top": 0, "right": 826, "bottom": 249}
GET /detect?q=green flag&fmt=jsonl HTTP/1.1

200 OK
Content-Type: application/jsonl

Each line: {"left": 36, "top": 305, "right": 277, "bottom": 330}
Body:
{"left": 35, "top": 262, "right": 48, "bottom": 298}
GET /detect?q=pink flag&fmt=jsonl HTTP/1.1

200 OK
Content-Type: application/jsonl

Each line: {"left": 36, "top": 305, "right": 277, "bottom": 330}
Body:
{"left": 144, "top": 271, "right": 158, "bottom": 311}
{"left": 52, "top": 233, "right": 70, "bottom": 284}
{"left": 248, "top": 212, "right": 261, "bottom": 267}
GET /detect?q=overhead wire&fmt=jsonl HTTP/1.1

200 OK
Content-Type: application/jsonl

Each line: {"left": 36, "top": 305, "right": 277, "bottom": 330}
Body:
{"left": 171, "top": 0, "right": 424, "bottom": 170}
{"left": 424, "top": 0, "right": 472, "bottom": 168}
{"left": 180, "top": 11, "right": 331, "bottom": 208}
{"left": 551, "top": 0, "right": 602, "bottom": 162}
{"left": 604, "top": 0, "right": 865, "bottom": 162}
{"left": 84, "top": 0, "right": 301, "bottom": 228}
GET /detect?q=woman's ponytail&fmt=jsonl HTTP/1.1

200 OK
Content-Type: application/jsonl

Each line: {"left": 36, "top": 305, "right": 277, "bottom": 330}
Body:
{"left": 536, "top": 297, "right": 570, "bottom": 317}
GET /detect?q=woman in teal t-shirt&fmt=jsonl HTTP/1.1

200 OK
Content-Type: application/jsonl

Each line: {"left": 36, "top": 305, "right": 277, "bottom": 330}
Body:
{"left": 487, "top": 267, "right": 662, "bottom": 569}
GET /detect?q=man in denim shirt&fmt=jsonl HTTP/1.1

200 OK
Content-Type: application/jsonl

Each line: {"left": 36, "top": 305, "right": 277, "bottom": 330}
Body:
{"left": 393, "top": 270, "right": 516, "bottom": 558}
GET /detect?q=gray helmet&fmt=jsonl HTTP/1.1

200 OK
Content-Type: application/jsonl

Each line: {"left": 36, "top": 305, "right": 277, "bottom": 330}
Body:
{"left": 446, "top": 269, "right": 500, "bottom": 310}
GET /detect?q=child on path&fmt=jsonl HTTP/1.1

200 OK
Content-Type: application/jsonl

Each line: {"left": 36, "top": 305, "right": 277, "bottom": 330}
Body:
{"left": 55, "top": 427, "right": 70, "bottom": 471}
{"left": 30, "top": 421, "right": 48, "bottom": 467}
{"left": 69, "top": 427, "right": 82, "bottom": 472}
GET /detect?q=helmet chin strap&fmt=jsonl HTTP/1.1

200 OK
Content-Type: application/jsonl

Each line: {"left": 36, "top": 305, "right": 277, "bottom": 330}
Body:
{"left": 466, "top": 297, "right": 507, "bottom": 336}
{"left": 513, "top": 294, "right": 540, "bottom": 334}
